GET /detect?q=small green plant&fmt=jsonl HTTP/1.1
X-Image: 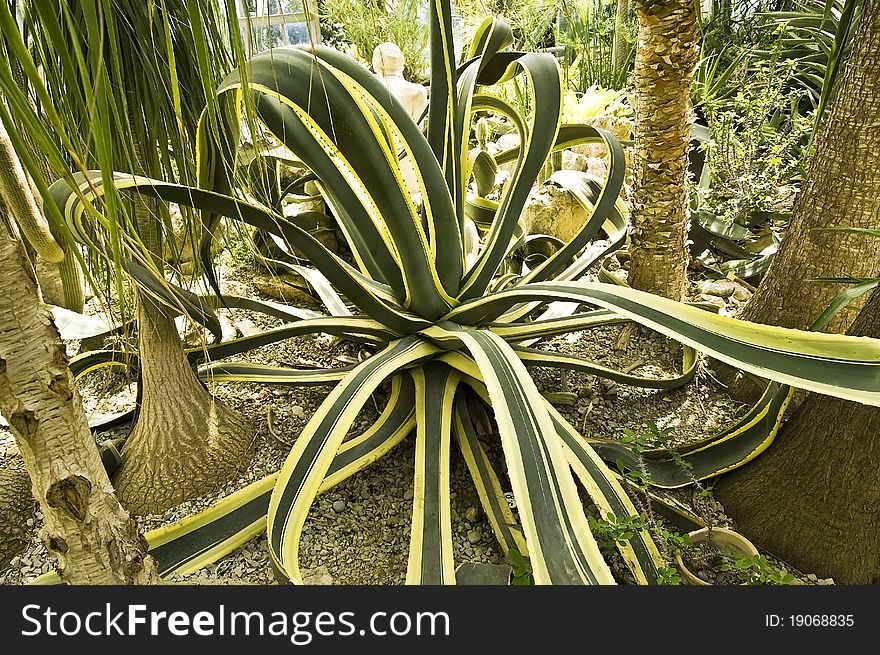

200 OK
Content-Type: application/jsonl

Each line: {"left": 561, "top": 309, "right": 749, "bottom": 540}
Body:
{"left": 656, "top": 566, "right": 682, "bottom": 586}
{"left": 507, "top": 548, "right": 534, "bottom": 585}
{"left": 734, "top": 554, "right": 796, "bottom": 585}
{"left": 561, "top": 86, "right": 632, "bottom": 124}
{"left": 702, "top": 60, "right": 813, "bottom": 229}
{"left": 588, "top": 512, "right": 648, "bottom": 552}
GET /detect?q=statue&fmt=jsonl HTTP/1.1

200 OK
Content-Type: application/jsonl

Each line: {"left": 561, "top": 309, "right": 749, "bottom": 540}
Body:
{"left": 371, "top": 42, "right": 429, "bottom": 202}
{"left": 371, "top": 42, "right": 428, "bottom": 122}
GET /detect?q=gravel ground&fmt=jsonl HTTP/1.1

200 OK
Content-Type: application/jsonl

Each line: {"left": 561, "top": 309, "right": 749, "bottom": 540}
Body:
{"left": 0, "top": 251, "right": 828, "bottom": 586}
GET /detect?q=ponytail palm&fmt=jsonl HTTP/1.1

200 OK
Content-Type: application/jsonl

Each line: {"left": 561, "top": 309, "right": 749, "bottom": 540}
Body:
{"left": 44, "top": 1, "right": 880, "bottom": 585}
{"left": 0, "top": 0, "right": 253, "bottom": 513}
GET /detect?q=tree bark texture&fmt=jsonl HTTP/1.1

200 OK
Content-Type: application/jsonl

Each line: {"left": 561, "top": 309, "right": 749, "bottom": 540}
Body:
{"left": 4, "top": 69, "right": 85, "bottom": 312}
{"left": 627, "top": 0, "right": 699, "bottom": 300}
{"left": 715, "top": 286, "right": 880, "bottom": 584}
{"left": 738, "top": 0, "right": 880, "bottom": 334}
{"left": 111, "top": 195, "right": 253, "bottom": 515}
{"left": 0, "top": 215, "right": 157, "bottom": 584}
{"left": 112, "top": 293, "right": 254, "bottom": 514}
{"left": 0, "top": 466, "right": 35, "bottom": 570}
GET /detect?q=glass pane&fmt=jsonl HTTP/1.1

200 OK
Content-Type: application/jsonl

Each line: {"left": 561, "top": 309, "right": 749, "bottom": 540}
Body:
{"left": 286, "top": 22, "right": 311, "bottom": 44}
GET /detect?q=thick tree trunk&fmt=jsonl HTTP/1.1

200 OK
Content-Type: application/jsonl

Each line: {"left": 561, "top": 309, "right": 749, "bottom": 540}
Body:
{"left": 112, "top": 195, "right": 253, "bottom": 515}
{"left": 737, "top": 0, "right": 880, "bottom": 334}
{"left": 0, "top": 214, "right": 157, "bottom": 584}
{"left": 112, "top": 293, "right": 253, "bottom": 514}
{"left": 715, "top": 287, "right": 880, "bottom": 584}
{"left": 627, "top": 0, "right": 698, "bottom": 300}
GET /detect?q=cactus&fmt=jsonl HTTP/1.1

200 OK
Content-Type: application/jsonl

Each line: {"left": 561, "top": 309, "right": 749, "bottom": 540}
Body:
{"left": 0, "top": 119, "right": 64, "bottom": 264}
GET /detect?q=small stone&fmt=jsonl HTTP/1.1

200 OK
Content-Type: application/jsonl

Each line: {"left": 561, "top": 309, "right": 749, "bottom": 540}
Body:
{"left": 561, "top": 150, "right": 589, "bottom": 172}
{"left": 577, "top": 384, "right": 593, "bottom": 399}
{"left": 696, "top": 570, "right": 711, "bottom": 582}
{"left": 806, "top": 573, "right": 818, "bottom": 581}
{"left": 464, "top": 506, "right": 481, "bottom": 523}
{"left": 699, "top": 294, "right": 727, "bottom": 306}
{"left": 404, "top": 488, "right": 414, "bottom": 501}
{"left": 697, "top": 279, "right": 737, "bottom": 298}
{"left": 332, "top": 500, "right": 346, "bottom": 513}
{"left": 496, "top": 133, "right": 520, "bottom": 151}
{"left": 301, "top": 565, "right": 334, "bottom": 585}
{"left": 467, "top": 530, "right": 481, "bottom": 545}
{"left": 732, "top": 285, "right": 753, "bottom": 302}
{"left": 291, "top": 406, "right": 305, "bottom": 418}
{"left": 600, "top": 380, "right": 618, "bottom": 399}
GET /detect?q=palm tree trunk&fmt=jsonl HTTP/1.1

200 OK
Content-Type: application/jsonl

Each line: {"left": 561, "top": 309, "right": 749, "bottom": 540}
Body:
{"left": 715, "top": 286, "right": 880, "bottom": 584}
{"left": 0, "top": 211, "right": 157, "bottom": 584}
{"left": 112, "top": 292, "right": 253, "bottom": 514}
{"left": 627, "top": 0, "right": 699, "bottom": 300}
{"left": 112, "top": 195, "right": 253, "bottom": 515}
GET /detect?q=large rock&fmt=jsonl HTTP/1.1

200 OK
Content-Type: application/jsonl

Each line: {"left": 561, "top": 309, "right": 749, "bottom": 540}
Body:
{"left": 163, "top": 204, "right": 226, "bottom": 272}
{"left": 252, "top": 271, "right": 318, "bottom": 307}
{"left": 522, "top": 183, "right": 590, "bottom": 243}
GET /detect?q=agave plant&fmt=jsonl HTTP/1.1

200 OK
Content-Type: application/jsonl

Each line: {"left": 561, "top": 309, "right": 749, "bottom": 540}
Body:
{"left": 43, "top": 0, "right": 880, "bottom": 586}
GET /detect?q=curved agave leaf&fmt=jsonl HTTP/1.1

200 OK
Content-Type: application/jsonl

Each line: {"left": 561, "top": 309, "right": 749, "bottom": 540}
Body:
{"left": 406, "top": 363, "right": 459, "bottom": 584}
{"left": 203, "top": 294, "right": 323, "bottom": 321}
{"left": 459, "top": 52, "right": 564, "bottom": 301}
{"left": 512, "top": 345, "right": 698, "bottom": 390}
{"left": 224, "top": 47, "right": 454, "bottom": 318}
{"left": 305, "top": 46, "right": 462, "bottom": 293}
{"left": 194, "top": 316, "right": 393, "bottom": 362}
{"left": 268, "top": 337, "right": 438, "bottom": 583}
{"left": 49, "top": 171, "right": 429, "bottom": 335}
{"left": 446, "top": 281, "right": 880, "bottom": 405}
{"left": 545, "top": 401, "right": 664, "bottom": 585}
{"left": 589, "top": 384, "right": 794, "bottom": 488}
{"left": 31, "top": 375, "right": 417, "bottom": 585}
{"left": 433, "top": 327, "right": 614, "bottom": 584}
{"left": 452, "top": 394, "right": 529, "bottom": 559}
{"left": 450, "top": 368, "right": 662, "bottom": 585}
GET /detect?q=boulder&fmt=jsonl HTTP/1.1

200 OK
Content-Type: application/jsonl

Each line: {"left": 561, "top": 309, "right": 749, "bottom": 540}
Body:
{"left": 522, "top": 183, "right": 590, "bottom": 243}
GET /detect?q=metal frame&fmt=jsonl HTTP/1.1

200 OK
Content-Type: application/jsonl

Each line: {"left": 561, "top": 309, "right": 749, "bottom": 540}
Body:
{"left": 234, "top": 0, "right": 322, "bottom": 55}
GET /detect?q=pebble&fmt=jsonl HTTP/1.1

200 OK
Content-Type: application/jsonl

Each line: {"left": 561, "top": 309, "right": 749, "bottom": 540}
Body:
{"left": 697, "top": 279, "right": 737, "bottom": 298}
{"left": 465, "top": 506, "right": 481, "bottom": 523}
{"left": 733, "top": 285, "right": 752, "bottom": 302}
{"left": 467, "top": 530, "right": 481, "bottom": 545}
{"left": 404, "top": 488, "right": 414, "bottom": 501}
{"left": 699, "top": 294, "right": 727, "bottom": 306}
{"left": 291, "top": 405, "right": 305, "bottom": 418}
{"left": 332, "top": 500, "right": 346, "bottom": 513}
